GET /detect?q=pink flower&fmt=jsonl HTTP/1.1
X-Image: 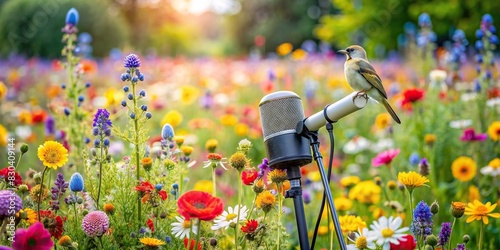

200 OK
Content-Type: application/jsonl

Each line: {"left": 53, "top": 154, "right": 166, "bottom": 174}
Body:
{"left": 82, "top": 211, "right": 109, "bottom": 237}
{"left": 460, "top": 128, "right": 487, "bottom": 141}
{"left": 372, "top": 148, "right": 400, "bottom": 167}
{"left": 12, "top": 222, "right": 54, "bottom": 250}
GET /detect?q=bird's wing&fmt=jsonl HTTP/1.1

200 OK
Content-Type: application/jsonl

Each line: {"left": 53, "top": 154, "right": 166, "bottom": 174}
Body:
{"left": 355, "top": 59, "right": 387, "bottom": 99}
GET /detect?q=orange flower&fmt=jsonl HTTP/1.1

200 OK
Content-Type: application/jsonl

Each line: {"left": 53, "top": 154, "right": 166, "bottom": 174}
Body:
{"left": 451, "top": 156, "right": 477, "bottom": 182}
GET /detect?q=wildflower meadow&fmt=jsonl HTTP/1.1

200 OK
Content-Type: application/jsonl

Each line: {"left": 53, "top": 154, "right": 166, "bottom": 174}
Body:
{"left": 1, "top": 3, "right": 500, "bottom": 250}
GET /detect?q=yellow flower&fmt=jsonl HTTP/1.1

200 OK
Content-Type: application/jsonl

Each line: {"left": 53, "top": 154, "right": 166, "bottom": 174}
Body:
{"left": 451, "top": 156, "right": 477, "bottom": 182}
{"left": 469, "top": 185, "right": 480, "bottom": 203}
{"left": 348, "top": 180, "right": 381, "bottom": 204}
{"left": 268, "top": 169, "right": 288, "bottom": 184}
{"left": 18, "top": 110, "right": 32, "bottom": 124}
{"left": 338, "top": 215, "right": 366, "bottom": 234}
{"left": 0, "top": 124, "right": 7, "bottom": 147}
{"left": 276, "top": 43, "right": 293, "bottom": 56}
{"left": 180, "top": 85, "right": 200, "bottom": 105}
{"left": 220, "top": 114, "right": 238, "bottom": 126}
{"left": 464, "top": 200, "right": 500, "bottom": 224}
{"left": 424, "top": 134, "right": 437, "bottom": 145}
{"left": 161, "top": 110, "right": 183, "bottom": 127}
{"left": 173, "top": 136, "right": 185, "bottom": 146}
{"left": 104, "top": 203, "right": 115, "bottom": 215}
{"left": 334, "top": 196, "right": 353, "bottom": 211}
{"left": 30, "top": 184, "right": 48, "bottom": 202}
{"left": 317, "top": 225, "right": 329, "bottom": 236}
{"left": 37, "top": 141, "right": 68, "bottom": 169}
{"left": 487, "top": 121, "right": 500, "bottom": 141}
{"left": 139, "top": 237, "right": 166, "bottom": 247}
{"left": 229, "top": 152, "right": 248, "bottom": 171}
{"left": 340, "top": 176, "right": 361, "bottom": 188}
{"left": 0, "top": 81, "right": 6, "bottom": 99}
{"left": 397, "top": 171, "right": 429, "bottom": 191}
{"left": 205, "top": 138, "right": 218, "bottom": 152}
{"left": 375, "top": 113, "right": 391, "bottom": 130}
{"left": 291, "top": 49, "right": 307, "bottom": 61}
{"left": 180, "top": 145, "right": 193, "bottom": 156}
{"left": 58, "top": 235, "right": 72, "bottom": 247}
{"left": 18, "top": 208, "right": 37, "bottom": 224}
{"left": 104, "top": 88, "right": 123, "bottom": 107}
{"left": 256, "top": 190, "right": 276, "bottom": 213}
{"left": 235, "top": 123, "right": 249, "bottom": 137}
{"left": 141, "top": 157, "right": 153, "bottom": 171}
{"left": 193, "top": 180, "right": 213, "bottom": 194}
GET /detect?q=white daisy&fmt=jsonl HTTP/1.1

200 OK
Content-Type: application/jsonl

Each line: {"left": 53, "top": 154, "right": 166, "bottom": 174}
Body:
{"left": 343, "top": 136, "right": 371, "bottom": 154}
{"left": 347, "top": 227, "right": 377, "bottom": 250}
{"left": 369, "top": 216, "right": 409, "bottom": 250}
{"left": 211, "top": 205, "right": 248, "bottom": 231}
{"left": 480, "top": 158, "right": 500, "bottom": 177}
{"left": 171, "top": 216, "right": 198, "bottom": 239}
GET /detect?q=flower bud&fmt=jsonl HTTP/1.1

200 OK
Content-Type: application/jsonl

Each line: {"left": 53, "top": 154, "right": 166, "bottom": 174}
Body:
{"left": 141, "top": 157, "right": 153, "bottom": 171}
{"left": 77, "top": 197, "right": 84, "bottom": 204}
{"left": 426, "top": 235, "right": 438, "bottom": 246}
{"left": 418, "top": 158, "right": 430, "bottom": 176}
{"left": 34, "top": 173, "right": 42, "bottom": 184}
{"left": 160, "top": 212, "right": 167, "bottom": 219}
{"left": 451, "top": 201, "right": 465, "bottom": 218}
{"left": 374, "top": 176, "right": 382, "bottom": 186}
{"left": 18, "top": 184, "right": 29, "bottom": 193}
{"left": 58, "top": 235, "right": 73, "bottom": 247}
{"left": 82, "top": 209, "right": 88, "bottom": 216}
{"left": 209, "top": 238, "right": 217, "bottom": 247}
{"left": 229, "top": 152, "right": 248, "bottom": 172}
{"left": 20, "top": 143, "right": 29, "bottom": 154}
{"left": 463, "top": 234, "right": 470, "bottom": 243}
{"left": 104, "top": 203, "right": 115, "bottom": 215}
{"left": 387, "top": 181, "right": 397, "bottom": 190}
{"left": 430, "top": 200, "right": 439, "bottom": 215}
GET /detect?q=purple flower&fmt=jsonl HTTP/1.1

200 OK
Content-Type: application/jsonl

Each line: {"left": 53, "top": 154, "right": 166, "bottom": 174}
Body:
{"left": 93, "top": 109, "right": 112, "bottom": 131}
{"left": 411, "top": 201, "right": 433, "bottom": 241}
{"left": 460, "top": 128, "right": 487, "bottom": 141}
{"left": 0, "top": 190, "right": 22, "bottom": 216}
{"left": 258, "top": 158, "right": 271, "bottom": 185}
{"left": 454, "top": 243, "right": 466, "bottom": 250}
{"left": 124, "top": 54, "right": 141, "bottom": 68}
{"left": 45, "top": 115, "right": 55, "bottom": 137}
{"left": 51, "top": 173, "right": 68, "bottom": 210}
{"left": 437, "top": 222, "right": 451, "bottom": 246}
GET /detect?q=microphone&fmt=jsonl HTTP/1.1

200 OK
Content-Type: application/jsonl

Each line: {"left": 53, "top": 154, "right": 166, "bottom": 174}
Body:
{"left": 258, "top": 91, "right": 312, "bottom": 169}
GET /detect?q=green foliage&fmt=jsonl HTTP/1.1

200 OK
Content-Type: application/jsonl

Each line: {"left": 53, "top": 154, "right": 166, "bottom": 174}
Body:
{"left": 316, "top": 0, "right": 500, "bottom": 56}
{"left": 0, "top": 0, "right": 128, "bottom": 58}
{"left": 226, "top": 0, "right": 320, "bottom": 54}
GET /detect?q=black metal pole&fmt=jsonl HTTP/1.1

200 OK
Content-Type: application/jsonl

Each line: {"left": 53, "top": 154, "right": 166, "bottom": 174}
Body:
{"left": 308, "top": 132, "right": 347, "bottom": 250}
{"left": 286, "top": 167, "right": 310, "bottom": 250}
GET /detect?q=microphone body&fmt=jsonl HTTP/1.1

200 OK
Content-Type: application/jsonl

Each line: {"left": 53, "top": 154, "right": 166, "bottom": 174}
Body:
{"left": 259, "top": 91, "right": 312, "bottom": 169}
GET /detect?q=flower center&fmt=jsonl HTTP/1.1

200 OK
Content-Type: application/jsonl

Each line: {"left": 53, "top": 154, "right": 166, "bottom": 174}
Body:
{"left": 182, "top": 220, "right": 191, "bottom": 229}
{"left": 45, "top": 150, "right": 60, "bottom": 163}
{"left": 381, "top": 228, "right": 394, "bottom": 238}
{"left": 226, "top": 213, "right": 237, "bottom": 221}
{"left": 356, "top": 236, "right": 368, "bottom": 248}
{"left": 460, "top": 166, "right": 469, "bottom": 174}
{"left": 476, "top": 205, "right": 488, "bottom": 215}
{"left": 193, "top": 202, "right": 206, "bottom": 209}
{"left": 28, "top": 237, "right": 36, "bottom": 246}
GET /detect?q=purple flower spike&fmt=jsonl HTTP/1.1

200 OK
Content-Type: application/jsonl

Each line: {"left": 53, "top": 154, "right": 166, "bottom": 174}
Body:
{"left": 124, "top": 54, "right": 141, "bottom": 68}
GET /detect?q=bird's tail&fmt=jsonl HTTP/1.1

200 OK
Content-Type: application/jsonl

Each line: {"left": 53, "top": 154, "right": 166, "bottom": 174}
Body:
{"left": 382, "top": 99, "right": 401, "bottom": 124}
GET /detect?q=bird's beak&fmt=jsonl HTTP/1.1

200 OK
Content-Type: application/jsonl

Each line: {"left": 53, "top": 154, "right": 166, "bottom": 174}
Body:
{"left": 337, "top": 50, "right": 348, "bottom": 55}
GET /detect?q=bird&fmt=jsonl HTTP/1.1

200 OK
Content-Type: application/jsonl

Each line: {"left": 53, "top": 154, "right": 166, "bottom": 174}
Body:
{"left": 337, "top": 45, "right": 401, "bottom": 124}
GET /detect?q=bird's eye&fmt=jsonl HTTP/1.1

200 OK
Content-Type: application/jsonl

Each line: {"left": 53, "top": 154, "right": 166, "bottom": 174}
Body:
{"left": 347, "top": 48, "right": 353, "bottom": 52}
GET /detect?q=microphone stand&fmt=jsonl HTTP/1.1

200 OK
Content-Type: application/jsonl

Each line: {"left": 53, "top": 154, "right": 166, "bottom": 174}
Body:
{"left": 296, "top": 125, "right": 347, "bottom": 250}
{"left": 285, "top": 166, "right": 310, "bottom": 250}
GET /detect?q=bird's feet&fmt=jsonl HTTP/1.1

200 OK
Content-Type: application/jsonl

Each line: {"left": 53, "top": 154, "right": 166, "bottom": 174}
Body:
{"left": 353, "top": 91, "right": 368, "bottom": 101}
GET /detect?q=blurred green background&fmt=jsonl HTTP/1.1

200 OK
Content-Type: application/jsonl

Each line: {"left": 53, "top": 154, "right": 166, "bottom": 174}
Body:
{"left": 0, "top": 0, "right": 499, "bottom": 58}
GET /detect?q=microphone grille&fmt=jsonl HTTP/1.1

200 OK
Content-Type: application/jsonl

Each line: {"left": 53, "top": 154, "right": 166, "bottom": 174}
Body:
{"left": 259, "top": 91, "right": 305, "bottom": 140}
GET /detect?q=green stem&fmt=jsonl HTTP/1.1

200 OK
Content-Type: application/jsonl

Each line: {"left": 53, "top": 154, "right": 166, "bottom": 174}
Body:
{"left": 98, "top": 236, "right": 104, "bottom": 249}
{"left": 448, "top": 218, "right": 456, "bottom": 250}
{"left": 247, "top": 194, "right": 257, "bottom": 219}
{"left": 277, "top": 183, "right": 283, "bottom": 250}
{"left": 212, "top": 167, "right": 217, "bottom": 196}
{"left": 131, "top": 69, "right": 142, "bottom": 229}
{"left": 37, "top": 167, "right": 48, "bottom": 221}
{"left": 479, "top": 222, "right": 483, "bottom": 250}
{"left": 195, "top": 220, "right": 202, "bottom": 250}
{"left": 256, "top": 213, "right": 268, "bottom": 247}
{"left": 408, "top": 189, "right": 414, "bottom": 219}
{"left": 235, "top": 171, "right": 243, "bottom": 248}
{"left": 96, "top": 143, "right": 104, "bottom": 209}
{"left": 73, "top": 202, "right": 78, "bottom": 231}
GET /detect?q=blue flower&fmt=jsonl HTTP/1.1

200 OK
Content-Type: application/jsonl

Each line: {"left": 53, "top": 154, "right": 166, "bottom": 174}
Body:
{"left": 124, "top": 54, "right": 141, "bottom": 68}
{"left": 482, "top": 14, "right": 493, "bottom": 24}
{"left": 92, "top": 109, "right": 112, "bottom": 130}
{"left": 123, "top": 86, "right": 129, "bottom": 92}
{"left": 145, "top": 112, "right": 152, "bottom": 119}
{"left": 155, "top": 184, "right": 163, "bottom": 191}
{"left": 65, "top": 8, "right": 79, "bottom": 26}
{"left": 161, "top": 124, "right": 175, "bottom": 140}
{"left": 418, "top": 13, "right": 431, "bottom": 27}
{"left": 476, "top": 29, "right": 484, "bottom": 39}
{"left": 69, "top": 173, "right": 84, "bottom": 192}
{"left": 409, "top": 152, "right": 420, "bottom": 165}
{"left": 121, "top": 100, "right": 127, "bottom": 107}
{"left": 411, "top": 201, "right": 433, "bottom": 240}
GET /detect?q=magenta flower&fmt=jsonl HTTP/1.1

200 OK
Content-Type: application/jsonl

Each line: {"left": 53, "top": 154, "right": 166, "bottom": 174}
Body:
{"left": 12, "top": 222, "right": 54, "bottom": 250}
{"left": 372, "top": 148, "right": 400, "bottom": 167}
{"left": 460, "top": 128, "right": 487, "bottom": 141}
{"left": 82, "top": 211, "right": 109, "bottom": 237}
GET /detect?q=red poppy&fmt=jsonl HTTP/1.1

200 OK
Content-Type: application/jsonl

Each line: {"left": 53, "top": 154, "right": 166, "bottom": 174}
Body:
{"left": 401, "top": 88, "right": 425, "bottom": 109}
{"left": 241, "top": 219, "right": 259, "bottom": 234}
{"left": 177, "top": 191, "right": 224, "bottom": 221}
{"left": 183, "top": 238, "right": 201, "bottom": 250}
{"left": 147, "top": 218, "right": 154, "bottom": 233}
{"left": 31, "top": 110, "right": 47, "bottom": 123}
{"left": 38, "top": 210, "right": 65, "bottom": 239}
{"left": 158, "top": 190, "right": 168, "bottom": 200}
{"left": 0, "top": 167, "right": 23, "bottom": 186}
{"left": 134, "top": 181, "right": 154, "bottom": 193}
{"left": 390, "top": 234, "right": 416, "bottom": 250}
{"left": 242, "top": 168, "right": 258, "bottom": 185}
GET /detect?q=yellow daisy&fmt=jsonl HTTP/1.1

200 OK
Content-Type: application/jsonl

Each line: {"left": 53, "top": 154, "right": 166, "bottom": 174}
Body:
{"left": 464, "top": 200, "right": 500, "bottom": 224}
{"left": 397, "top": 171, "right": 429, "bottom": 191}
{"left": 139, "top": 237, "right": 166, "bottom": 247}
{"left": 451, "top": 156, "right": 477, "bottom": 182}
{"left": 37, "top": 141, "right": 68, "bottom": 169}
{"left": 255, "top": 190, "right": 276, "bottom": 213}
{"left": 487, "top": 121, "right": 500, "bottom": 141}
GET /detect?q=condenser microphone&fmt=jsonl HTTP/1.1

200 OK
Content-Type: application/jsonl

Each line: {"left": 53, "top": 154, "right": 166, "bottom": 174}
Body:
{"left": 259, "top": 91, "right": 312, "bottom": 169}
